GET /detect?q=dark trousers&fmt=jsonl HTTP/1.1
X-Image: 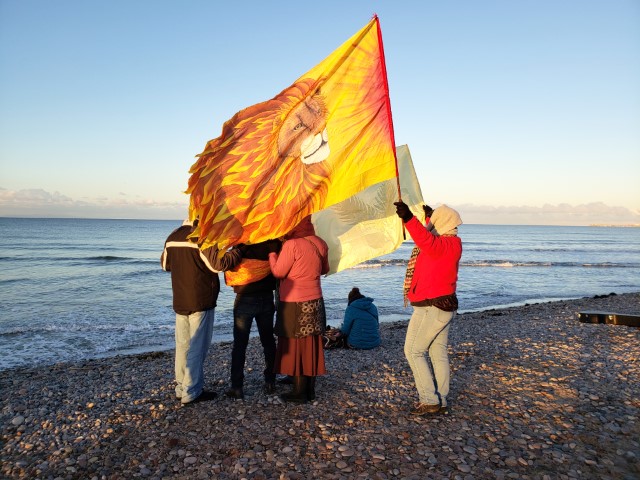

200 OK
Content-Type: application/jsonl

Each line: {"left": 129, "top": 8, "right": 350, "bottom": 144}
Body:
{"left": 230, "top": 292, "right": 276, "bottom": 388}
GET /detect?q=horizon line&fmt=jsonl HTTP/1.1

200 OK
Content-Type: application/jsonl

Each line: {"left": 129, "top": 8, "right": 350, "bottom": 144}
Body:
{"left": 1, "top": 215, "right": 638, "bottom": 228}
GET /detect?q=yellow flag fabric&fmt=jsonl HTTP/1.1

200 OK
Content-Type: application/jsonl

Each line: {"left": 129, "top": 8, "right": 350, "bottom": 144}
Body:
{"left": 187, "top": 16, "right": 396, "bottom": 250}
{"left": 312, "top": 145, "right": 425, "bottom": 275}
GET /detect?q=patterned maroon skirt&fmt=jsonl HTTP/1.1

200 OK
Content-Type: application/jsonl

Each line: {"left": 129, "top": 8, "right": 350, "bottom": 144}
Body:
{"left": 273, "top": 299, "right": 326, "bottom": 376}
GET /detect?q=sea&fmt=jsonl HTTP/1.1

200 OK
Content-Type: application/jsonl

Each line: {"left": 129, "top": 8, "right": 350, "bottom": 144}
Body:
{"left": 1, "top": 217, "right": 638, "bottom": 371}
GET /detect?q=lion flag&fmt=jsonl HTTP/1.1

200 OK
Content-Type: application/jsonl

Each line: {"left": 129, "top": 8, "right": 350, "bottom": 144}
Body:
{"left": 187, "top": 15, "right": 397, "bottom": 249}
{"left": 312, "top": 144, "right": 425, "bottom": 275}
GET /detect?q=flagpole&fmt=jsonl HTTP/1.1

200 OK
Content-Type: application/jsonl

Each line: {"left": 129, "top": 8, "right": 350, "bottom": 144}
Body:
{"left": 374, "top": 14, "right": 405, "bottom": 239}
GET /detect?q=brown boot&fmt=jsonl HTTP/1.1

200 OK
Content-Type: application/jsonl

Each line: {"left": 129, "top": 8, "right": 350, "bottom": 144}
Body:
{"left": 280, "top": 376, "right": 307, "bottom": 403}
{"left": 410, "top": 403, "right": 441, "bottom": 416}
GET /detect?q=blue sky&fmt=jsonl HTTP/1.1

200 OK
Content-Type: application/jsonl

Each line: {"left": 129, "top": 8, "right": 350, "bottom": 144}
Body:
{"left": 1, "top": 0, "right": 639, "bottom": 225}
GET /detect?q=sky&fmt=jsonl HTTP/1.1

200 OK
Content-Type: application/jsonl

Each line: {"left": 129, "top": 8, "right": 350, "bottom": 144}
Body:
{"left": 1, "top": 0, "right": 639, "bottom": 225}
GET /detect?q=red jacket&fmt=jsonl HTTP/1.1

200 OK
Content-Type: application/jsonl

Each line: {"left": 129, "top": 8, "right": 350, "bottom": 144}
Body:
{"left": 404, "top": 216, "right": 462, "bottom": 303}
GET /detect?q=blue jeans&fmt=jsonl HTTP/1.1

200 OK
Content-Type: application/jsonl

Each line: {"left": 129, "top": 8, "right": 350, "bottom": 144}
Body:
{"left": 230, "top": 292, "right": 276, "bottom": 388}
{"left": 404, "top": 306, "right": 453, "bottom": 406}
{"left": 175, "top": 309, "right": 215, "bottom": 403}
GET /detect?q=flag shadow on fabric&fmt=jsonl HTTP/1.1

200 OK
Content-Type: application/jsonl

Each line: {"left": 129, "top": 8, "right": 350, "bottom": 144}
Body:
{"left": 312, "top": 144, "right": 425, "bottom": 275}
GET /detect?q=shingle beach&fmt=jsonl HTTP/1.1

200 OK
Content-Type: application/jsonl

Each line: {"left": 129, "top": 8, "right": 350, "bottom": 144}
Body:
{"left": 2, "top": 292, "right": 639, "bottom": 480}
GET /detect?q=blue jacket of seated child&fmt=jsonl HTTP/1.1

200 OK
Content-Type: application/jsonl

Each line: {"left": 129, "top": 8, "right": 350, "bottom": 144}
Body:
{"left": 339, "top": 296, "right": 381, "bottom": 349}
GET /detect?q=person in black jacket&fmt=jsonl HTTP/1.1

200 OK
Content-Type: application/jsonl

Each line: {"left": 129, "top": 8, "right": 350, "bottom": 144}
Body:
{"left": 161, "top": 219, "right": 243, "bottom": 405}
{"left": 224, "top": 239, "right": 282, "bottom": 400}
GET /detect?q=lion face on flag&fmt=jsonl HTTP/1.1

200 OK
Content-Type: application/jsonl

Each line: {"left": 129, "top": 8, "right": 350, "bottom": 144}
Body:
{"left": 277, "top": 91, "right": 330, "bottom": 165}
{"left": 187, "top": 78, "right": 332, "bottom": 249}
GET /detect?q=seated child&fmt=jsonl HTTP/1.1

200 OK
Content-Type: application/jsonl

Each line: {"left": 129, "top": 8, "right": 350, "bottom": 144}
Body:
{"left": 324, "top": 287, "right": 381, "bottom": 350}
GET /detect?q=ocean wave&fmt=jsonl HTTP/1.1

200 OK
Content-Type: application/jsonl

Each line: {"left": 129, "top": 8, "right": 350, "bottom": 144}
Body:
{"left": 93, "top": 341, "right": 174, "bottom": 357}
{"left": 462, "top": 260, "right": 634, "bottom": 268}
{"left": 126, "top": 269, "right": 163, "bottom": 278}
{"left": 87, "top": 255, "right": 132, "bottom": 261}
{"left": 462, "top": 260, "right": 551, "bottom": 267}
{"left": 0, "top": 321, "right": 174, "bottom": 337}
{"left": 348, "top": 258, "right": 636, "bottom": 269}
{"left": 355, "top": 258, "right": 408, "bottom": 268}
{"left": 85, "top": 256, "right": 158, "bottom": 265}
{"left": 3, "top": 255, "right": 158, "bottom": 264}
{"left": 0, "top": 277, "right": 28, "bottom": 285}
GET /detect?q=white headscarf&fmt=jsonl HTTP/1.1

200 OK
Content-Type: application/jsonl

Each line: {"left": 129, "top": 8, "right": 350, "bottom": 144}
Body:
{"left": 426, "top": 205, "right": 463, "bottom": 236}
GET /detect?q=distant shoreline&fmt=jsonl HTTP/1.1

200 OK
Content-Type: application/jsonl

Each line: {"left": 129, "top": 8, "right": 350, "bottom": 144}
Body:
{"left": 2, "top": 217, "right": 639, "bottom": 228}
{"left": 590, "top": 224, "right": 640, "bottom": 227}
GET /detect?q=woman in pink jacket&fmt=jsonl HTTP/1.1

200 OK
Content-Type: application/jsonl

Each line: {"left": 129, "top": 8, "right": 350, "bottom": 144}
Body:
{"left": 269, "top": 216, "right": 330, "bottom": 403}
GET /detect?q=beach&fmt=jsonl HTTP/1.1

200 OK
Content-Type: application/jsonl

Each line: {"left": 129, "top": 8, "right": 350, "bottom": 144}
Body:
{"left": 2, "top": 292, "right": 639, "bottom": 480}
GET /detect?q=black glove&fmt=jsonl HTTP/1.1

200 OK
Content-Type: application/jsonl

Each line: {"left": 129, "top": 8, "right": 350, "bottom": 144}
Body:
{"left": 423, "top": 204, "right": 434, "bottom": 218}
{"left": 233, "top": 243, "right": 248, "bottom": 256}
{"left": 393, "top": 201, "right": 414, "bottom": 223}
{"left": 265, "top": 239, "right": 282, "bottom": 254}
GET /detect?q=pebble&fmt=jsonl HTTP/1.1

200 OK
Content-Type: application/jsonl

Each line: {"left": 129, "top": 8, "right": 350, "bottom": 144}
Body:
{"left": 10, "top": 416, "right": 24, "bottom": 426}
{"left": 1, "top": 293, "right": 639, "bottom": 479}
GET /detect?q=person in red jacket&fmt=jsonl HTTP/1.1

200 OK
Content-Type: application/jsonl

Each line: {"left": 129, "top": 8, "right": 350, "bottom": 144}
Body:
{"left": 394, "top": 201, "right": 463, "bottom": 416}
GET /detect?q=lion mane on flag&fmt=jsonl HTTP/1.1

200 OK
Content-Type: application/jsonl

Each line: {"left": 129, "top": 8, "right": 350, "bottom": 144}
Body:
{"left": 187, "top": 78, "right": 333, "bottom": 250}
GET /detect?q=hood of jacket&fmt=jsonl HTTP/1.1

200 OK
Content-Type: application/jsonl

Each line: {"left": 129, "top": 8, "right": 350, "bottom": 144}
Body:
{"left": 350, "top": 296, "right": 375, "bottom": 311}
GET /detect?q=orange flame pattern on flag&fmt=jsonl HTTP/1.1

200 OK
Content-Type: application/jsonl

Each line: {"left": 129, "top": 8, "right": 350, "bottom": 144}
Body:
{"left": 224, "top": 258, "right": 272, "bottom": 287}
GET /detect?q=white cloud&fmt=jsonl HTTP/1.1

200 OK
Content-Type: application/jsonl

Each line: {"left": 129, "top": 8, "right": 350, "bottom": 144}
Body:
{"left": 0, "top": 188, "right": 76, "bottom": 205}
{"left": 0, "top": 188, "right": 188, "bottom": 220}
{"left": 454, "top": 202, "right": 640, "bottom": 226}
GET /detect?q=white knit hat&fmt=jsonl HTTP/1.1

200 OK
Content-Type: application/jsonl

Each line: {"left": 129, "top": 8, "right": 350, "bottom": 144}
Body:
{"left": 426, "top": 204, "right": 463, "bottom": 236}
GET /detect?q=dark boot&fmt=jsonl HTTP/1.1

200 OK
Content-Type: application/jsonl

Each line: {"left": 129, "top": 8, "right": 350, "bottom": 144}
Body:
{"left": 306, "top": 376, "right": 316, "bottom": 401}
{"left": 280, "top": 376, "right": 307, "bottom": 403}
{"left": 277, "top": 375, "right": 293, "bottom": 384}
